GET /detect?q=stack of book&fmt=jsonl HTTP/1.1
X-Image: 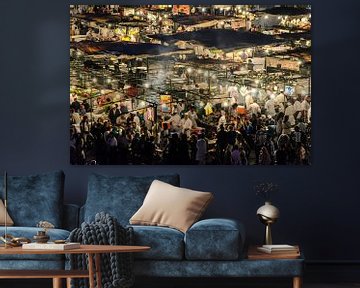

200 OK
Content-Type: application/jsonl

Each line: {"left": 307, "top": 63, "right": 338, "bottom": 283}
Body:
{"left": 257, "top": 244, "right": 299, "bottom": 254}
{"left": 248, "top": 244, "right": 300, "bottom": 260}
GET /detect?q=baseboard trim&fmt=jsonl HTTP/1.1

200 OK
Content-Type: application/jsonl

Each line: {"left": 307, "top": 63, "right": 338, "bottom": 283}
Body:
{"left": 306, "top": 260, "right": 360, "bottom": 264}
{"left": 305, "top": 262, "right": 360, "bottom": 282}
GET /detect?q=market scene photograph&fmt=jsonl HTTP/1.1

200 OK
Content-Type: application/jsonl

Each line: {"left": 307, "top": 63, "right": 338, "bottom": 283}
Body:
{"left": 70, "top": 5, "right": 311, "bottom": 165}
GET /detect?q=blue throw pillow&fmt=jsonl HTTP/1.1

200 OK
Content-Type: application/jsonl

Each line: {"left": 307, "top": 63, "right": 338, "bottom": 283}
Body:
{"left": 0, "top": 171, "right": 64, "bottom": 227}
{"left": 84, "top": 174, "right": 180, "bottom": 225}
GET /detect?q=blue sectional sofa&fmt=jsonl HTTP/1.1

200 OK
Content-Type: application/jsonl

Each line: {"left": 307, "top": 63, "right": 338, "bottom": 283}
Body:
{"left": 81, "top": 173, "right": 304, "bottom": 282}
{"left": 0, "top": 171, "right": 303, "bottom": 287}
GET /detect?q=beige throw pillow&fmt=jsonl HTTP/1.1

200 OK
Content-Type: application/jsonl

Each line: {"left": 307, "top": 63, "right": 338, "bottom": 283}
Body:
{"left": 130, "top": 180, "right": 213, "bottom": 233}
{"left": 0, "top": 199, "right": 14, "bottom": 226}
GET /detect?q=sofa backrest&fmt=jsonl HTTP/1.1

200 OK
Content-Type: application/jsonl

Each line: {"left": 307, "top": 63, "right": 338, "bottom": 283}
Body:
{"left": 82, "top": 174, "right": 180, "bottom": 226}
{"left": 63, "top": 203, "right": 80, "bottom": 231}
{"left": 0, "top": 170, "right": 65, "bottom": 228}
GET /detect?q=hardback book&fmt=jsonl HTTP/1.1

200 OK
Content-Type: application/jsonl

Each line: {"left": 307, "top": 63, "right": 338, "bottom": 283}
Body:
{"left": 248, "top": 245, "right": 300, "bottom": 260}
{"left": 22, "top": 242, "right": 80, "bottom": 250}
{"left": 257, "top": 244, "right": 298, "bottom": 254}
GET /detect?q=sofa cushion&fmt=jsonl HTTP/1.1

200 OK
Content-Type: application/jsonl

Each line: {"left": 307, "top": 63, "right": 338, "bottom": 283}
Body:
{"left": 130, "top": 180, "right": 213, "bottom": 233}
{"left": 0, "top": 227, "right": 69, "bottom": 261}
{"left": 0, "top": 171, "right": 64, "bottom": 227}
{"left": 184, "top": 218, "right": 245, "bottom": 260}
{"left": 84, "top": 174, "right": 180, "bottom": 225}
{"left": 0, "top": 260, "right": 65, "bottom": 270}
{"left": 0, "top": 199, "right": 14, "bottom": 226}
{"left": 130, "top": 225, "right": 184, "bottom": 260}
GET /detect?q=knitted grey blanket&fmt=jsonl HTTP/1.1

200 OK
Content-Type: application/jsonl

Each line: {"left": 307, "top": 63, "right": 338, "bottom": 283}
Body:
{"left": 68, "top": 212, "right": 134, "bottom": 288}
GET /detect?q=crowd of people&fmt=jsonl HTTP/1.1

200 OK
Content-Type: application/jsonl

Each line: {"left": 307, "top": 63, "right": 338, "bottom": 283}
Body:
{"left": 70, "top": 90, "right": 311, "bottom": 165}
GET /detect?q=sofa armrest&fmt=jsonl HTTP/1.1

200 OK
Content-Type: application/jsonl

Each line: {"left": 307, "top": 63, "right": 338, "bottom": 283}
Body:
{"left": 63, "top": 204, "right": 80, "bottom": 231}
{"left": 184, "top": 218, "right": 246, "bottom": 260}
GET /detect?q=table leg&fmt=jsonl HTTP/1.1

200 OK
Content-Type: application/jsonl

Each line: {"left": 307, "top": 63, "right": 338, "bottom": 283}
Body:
{"left": 293, "top": 276, "right": 302, "bottom": 288}
{"left": 52, "top": 278, "right": 62, "bottom": 288}
{"left": 88, "top": 253, "right": 95, "bottom": 288}
{"left": 95, "top": 253, "right": 102, "bottom": 288}
{"left": 66, "top": 277, "right": 72, "bottom": 288}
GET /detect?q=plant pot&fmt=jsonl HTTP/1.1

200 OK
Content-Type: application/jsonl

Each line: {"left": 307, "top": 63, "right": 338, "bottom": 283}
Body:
{"left": 256, "top": 201, "right": 280, "bottom": 245}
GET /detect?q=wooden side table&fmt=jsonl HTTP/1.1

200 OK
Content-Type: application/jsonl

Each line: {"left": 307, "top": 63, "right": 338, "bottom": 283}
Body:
{"left": 247, "top": 245, "right": 303, "bottom": 288}
{"left": 0, "top": 244, "right": 150, "bottom": 288}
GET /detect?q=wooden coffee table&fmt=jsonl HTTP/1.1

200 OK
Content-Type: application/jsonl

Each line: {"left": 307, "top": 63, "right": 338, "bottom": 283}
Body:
{"left": 0, "top": 244, "right": 150, "bottom": 288}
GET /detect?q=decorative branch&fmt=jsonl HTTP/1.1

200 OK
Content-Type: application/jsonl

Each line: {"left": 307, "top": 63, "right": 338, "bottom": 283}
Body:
{"left": 254, "top": 181, "right": 279, "bottom": 201}
{"left": 37, "top": 221, "right": 55, "bottom": 233}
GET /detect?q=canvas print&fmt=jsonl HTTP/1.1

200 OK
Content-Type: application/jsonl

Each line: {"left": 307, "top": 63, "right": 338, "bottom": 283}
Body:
{"left": 70, "top": 5, "right": 311, "bottom": 165}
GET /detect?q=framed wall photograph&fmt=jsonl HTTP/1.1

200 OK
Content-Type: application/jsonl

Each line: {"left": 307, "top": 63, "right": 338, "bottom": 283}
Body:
{"left": 70, "top": 5, "right": 311, "bottom": 165}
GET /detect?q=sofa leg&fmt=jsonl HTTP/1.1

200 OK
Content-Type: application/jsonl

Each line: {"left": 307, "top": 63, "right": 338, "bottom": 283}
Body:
{"left": 293, "top": 276, "right": 302, "bottom": 288}
{"left": 53, "top": 278, "right": 62, "bottom": 288}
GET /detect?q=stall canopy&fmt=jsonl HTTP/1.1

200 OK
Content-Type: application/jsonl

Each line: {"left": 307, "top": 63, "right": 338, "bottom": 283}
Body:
{"left": 272, "top": 47, "right": 311, "bottom": 63}
{"left": 73, "top": 14, "right": 148, "bottom": 27}
{"left": 278, "top": 31, "right": 311, "bottom": 40}
{"left": 171, "top": 15, "right": 229, "bottom": 27}
{"left": 150, "top": 29, "right": 284, "bottom": 51}
{"left": 71, "top": 41, "right": 184, "bottom": 56}
{"left": 261, "top": 6, "right": 310, "bottom": 16}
